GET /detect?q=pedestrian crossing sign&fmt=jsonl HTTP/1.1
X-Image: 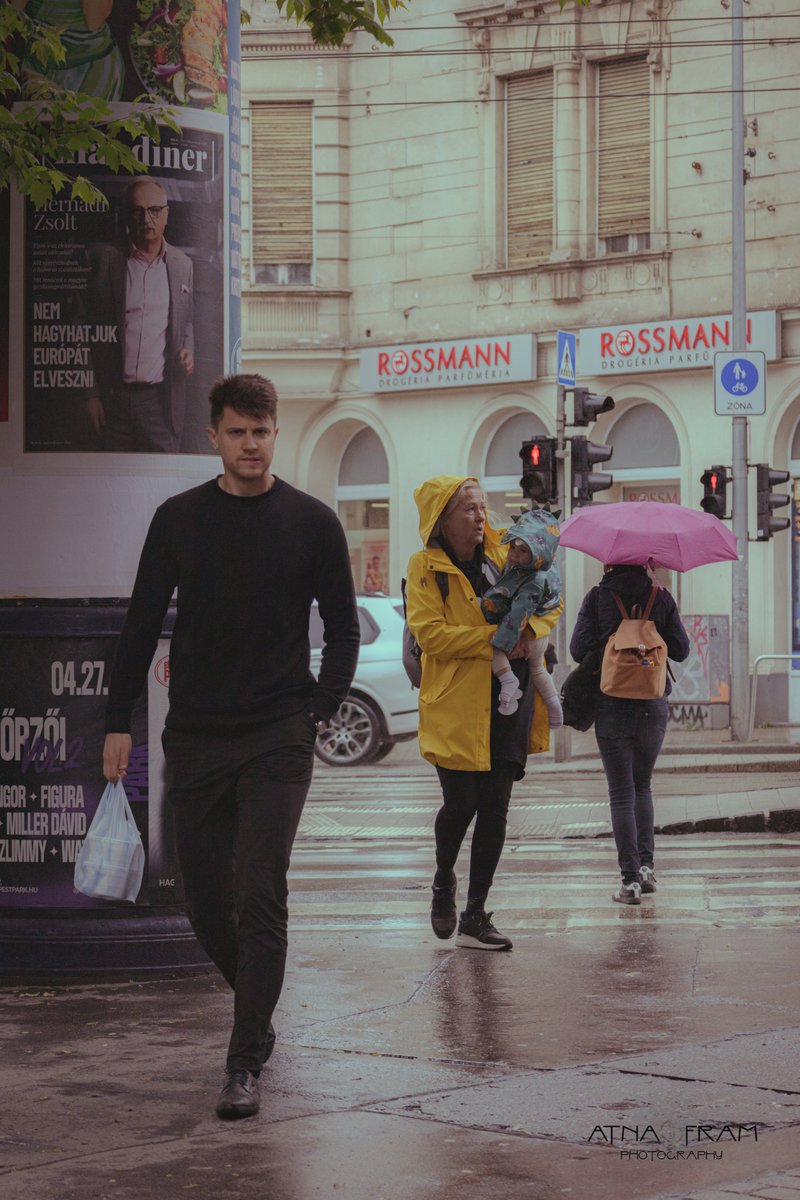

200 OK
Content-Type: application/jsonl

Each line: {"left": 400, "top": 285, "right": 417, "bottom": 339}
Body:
{"left": 557, "top": 330, "right": 577, "bottom": 386}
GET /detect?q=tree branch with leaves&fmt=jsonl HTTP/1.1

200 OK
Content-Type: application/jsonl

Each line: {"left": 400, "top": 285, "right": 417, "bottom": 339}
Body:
{"left": 0, "top": 4, "right": 178, "bottom": 208}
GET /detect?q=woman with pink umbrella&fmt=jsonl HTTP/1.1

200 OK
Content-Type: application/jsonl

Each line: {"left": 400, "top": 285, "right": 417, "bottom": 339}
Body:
{"left": 562, "top": 501, "right": 737, "bottom": 905}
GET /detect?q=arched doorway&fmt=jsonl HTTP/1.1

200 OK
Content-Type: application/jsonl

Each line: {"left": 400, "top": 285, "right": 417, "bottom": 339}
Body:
{"left": 599, "top": 401, "right": 682, "bottom": 597}
{"left": 336, "top": 428, "right": 390, "bottom": 594}
{"left": 606, "top": 402, "right": 681, "bottom": 503}
{"left": 482, "top": 411, "right": 548, "bottom": 528}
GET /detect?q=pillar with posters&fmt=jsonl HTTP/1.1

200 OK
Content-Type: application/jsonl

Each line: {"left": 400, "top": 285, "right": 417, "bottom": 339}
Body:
{"left": 0, "top": 1, "right": 240, "bottom": 978}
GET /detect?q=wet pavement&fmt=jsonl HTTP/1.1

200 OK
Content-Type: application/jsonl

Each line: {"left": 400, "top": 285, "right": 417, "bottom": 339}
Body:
{"left": 2, "top": 826, "right": 799, "bottom": 1200}
{"left": 303, "top": 745, "right": 800, "bottom": 840}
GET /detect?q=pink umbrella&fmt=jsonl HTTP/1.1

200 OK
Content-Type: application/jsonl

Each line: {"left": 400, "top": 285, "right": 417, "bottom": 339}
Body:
{"left": 559, "top": 501, "right": 739, "bottom": 572}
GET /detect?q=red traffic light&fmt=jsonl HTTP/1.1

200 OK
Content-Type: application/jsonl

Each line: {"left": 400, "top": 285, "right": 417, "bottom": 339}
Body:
{"left": 519, "top": 437, "right": 557, "bottom": 504}
{"left": 700, "top": 465, "right": 728, "bottom": 519}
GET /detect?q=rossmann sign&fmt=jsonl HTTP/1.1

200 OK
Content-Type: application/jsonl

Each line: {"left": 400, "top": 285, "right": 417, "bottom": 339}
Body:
{"left": 360, "top": 334, "right": 536, "bottom": 393}
{"left": 581, "top": 311, "right": 779, "bottom": 374}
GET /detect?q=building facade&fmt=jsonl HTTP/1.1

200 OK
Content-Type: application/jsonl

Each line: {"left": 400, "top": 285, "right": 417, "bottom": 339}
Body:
{"left": 241, "top": 0, "right": 800, "bottom": 725}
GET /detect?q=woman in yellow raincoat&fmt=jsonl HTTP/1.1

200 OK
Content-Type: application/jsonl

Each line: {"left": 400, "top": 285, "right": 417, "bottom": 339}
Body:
{"left": 405, "top": 475, "right": 562, "bottom": 951}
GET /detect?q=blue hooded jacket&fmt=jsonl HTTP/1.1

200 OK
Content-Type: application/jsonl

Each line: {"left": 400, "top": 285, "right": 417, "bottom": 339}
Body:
{"left": 481, "top": 509, "right": 562, "bottom": 654}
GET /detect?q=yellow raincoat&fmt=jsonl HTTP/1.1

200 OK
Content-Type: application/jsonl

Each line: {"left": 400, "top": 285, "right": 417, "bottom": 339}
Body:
{"left": 406, "top": 475, "right": 563, "bottom": 772}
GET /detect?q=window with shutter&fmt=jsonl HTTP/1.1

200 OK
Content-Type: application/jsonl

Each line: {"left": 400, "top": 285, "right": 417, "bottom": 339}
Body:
{"left": 598, "top": 58, "right": 651, "bottom": 252}
{"left": 250, "top": 102, "right": 313, "bottom": 284}
{"left": 506, "top": 73, "right": 554, "bottom": 267}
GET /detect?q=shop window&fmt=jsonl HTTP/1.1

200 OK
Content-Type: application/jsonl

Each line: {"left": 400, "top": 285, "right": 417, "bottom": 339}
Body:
{"left": 597, "top": 58, "right": 651, "bottom": 255}
{"left": 336, "top": 428, "right": 391, "bottom": 594}
{"left": 250, "top": 102, "right": 313, "bottom": 285}
{"left": 483, "top": 411, "right": 549, "bottom": 528}
{"left": 506, "top": 72, "right": 553, "bottom": 266}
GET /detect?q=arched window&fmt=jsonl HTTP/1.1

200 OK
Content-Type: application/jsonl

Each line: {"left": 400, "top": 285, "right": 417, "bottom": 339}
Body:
{"left": 791, "top": 420, "right": 800, "bottom": 464}
{"left": 483, "top": 412, "right": 548, "bottom": 528}
{"left": 609, "top": 403, "right": 680, "bottom": 469}
{"left": 336, "top": 429, "right": 390, "bottom": 594}
{"left": 607, "top": 403, "right": 681, "bottom": 505}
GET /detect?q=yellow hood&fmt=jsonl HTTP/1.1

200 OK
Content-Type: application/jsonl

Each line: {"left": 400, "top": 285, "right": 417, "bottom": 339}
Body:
{"left": 413, "top": 474, "right": 504, "bottom": 554}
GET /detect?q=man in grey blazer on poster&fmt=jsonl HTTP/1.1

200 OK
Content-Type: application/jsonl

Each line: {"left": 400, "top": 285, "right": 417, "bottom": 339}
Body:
{"left": 85, "top": 176, "right": 194, "bottom": 453}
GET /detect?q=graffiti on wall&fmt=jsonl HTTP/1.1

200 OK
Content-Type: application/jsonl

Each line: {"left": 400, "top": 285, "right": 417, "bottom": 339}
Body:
{"left": 669, "top": 615, "right": 729, "bottom": 728}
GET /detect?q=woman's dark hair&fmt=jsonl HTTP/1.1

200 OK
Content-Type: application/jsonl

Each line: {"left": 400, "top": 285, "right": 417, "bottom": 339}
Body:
{"left": 209, "top": 374, "right": 278, "bottom": 429}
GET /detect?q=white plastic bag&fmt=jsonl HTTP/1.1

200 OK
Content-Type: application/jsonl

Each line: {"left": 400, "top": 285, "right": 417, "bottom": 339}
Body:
{"left": 74, "top": 779, "right": 145, "bottom": 903}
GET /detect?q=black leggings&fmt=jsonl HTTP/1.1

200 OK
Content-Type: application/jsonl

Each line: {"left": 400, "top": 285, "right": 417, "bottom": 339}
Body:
{"left": 434, "top": 763, "right": 516, "bottom": 904}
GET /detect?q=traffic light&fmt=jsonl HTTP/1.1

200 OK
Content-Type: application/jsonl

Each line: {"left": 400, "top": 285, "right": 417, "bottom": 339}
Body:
{"left": 700, "top": 465, "right": 729, "bottom": 520}
{"left": 755, "top": 464, "right": 790, "bottom": 541}
{"left": 519, "top": 437, "right": 557, "bottom": 505}
{"left": 571, "top": 435, "right": 613, "bottom": 506}
{"left": 572, "top": 389, "right": 615, "bottom": 426}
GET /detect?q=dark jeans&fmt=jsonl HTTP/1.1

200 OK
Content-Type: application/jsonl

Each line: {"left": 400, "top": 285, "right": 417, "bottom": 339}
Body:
{"left": 595, "top": 695, "right": 669, "bottom": 884}
{"left": 163, "top": 711, "right": 316, "bottom": 1073}
{"left": 434, "top": 763, "right": 516, "bottom": 904}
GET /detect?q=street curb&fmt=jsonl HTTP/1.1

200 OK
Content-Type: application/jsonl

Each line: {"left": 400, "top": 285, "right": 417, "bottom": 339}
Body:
{"left": 657, "top": 809, "right": 800, "bottom": 835}
{"left": 535, "top": 759, "right": 798, "bottom": 776}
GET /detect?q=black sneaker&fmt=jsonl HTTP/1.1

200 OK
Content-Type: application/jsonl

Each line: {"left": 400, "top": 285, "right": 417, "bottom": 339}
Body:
{"left": 430, "top": 871, "right": 457, "bottom": 939}
{"left": 455, "top": 909, "right": 513, "bottom": 951}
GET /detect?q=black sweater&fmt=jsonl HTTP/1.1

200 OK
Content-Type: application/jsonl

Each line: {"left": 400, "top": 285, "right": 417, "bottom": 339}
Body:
{"left": 105, "top": 478, "right": 360, "bottom": 735}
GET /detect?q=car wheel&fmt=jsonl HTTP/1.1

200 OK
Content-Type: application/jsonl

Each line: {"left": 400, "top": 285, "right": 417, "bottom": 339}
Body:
{"left": 370, "top": 740, "right": 395, "bottom": 762}
{"left": 314, "top": 696, "right": 382, "bottom": 766}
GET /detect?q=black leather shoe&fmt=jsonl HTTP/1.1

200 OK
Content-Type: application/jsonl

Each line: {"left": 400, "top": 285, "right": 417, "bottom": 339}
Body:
{"left": 216, "top": 1069, "right": 261, "bottom": 1119}
{"left": 430, "top": 871, "right": 457, "bottom": 939}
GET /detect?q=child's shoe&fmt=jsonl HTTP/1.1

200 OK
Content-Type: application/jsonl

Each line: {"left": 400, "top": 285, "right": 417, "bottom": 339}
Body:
{"left": 497, "top": 671, "right": 522, "bottom": 715}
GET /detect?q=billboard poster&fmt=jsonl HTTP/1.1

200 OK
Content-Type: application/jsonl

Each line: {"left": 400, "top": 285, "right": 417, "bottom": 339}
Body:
{"left": 17, "top": 0, "right": 240, "bottom": 454}
{"left": 0, "top": 637, "right": 149, "bottom": 909}
{"left": 0, "top": 629, "right": 184, "bottom": 909}
{"left": 0, "top": 189, "right": 7, "bottom": 423}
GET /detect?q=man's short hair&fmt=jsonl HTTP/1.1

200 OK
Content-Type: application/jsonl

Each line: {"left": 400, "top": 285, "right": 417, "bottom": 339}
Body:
{"left": 209, "top": 374, "right": 278, "bottom": 428}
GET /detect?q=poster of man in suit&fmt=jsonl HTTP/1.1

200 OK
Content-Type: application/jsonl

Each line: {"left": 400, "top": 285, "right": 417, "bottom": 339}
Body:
{"left": 83, "top": 176, "right": 195, "bottom": 453}
{"left": 23, "top": 122, "right": 225, "bottom": 454}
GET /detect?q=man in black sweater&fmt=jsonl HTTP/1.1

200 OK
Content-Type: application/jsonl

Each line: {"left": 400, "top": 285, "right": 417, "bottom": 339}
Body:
{"left": 102, "top": 374, "right": 360, "bottom": 1119}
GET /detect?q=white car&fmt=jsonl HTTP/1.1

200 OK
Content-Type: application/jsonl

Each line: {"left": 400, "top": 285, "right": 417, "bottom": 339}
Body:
{"left": 309, "top": 594, "right": 419, "bottom": 765}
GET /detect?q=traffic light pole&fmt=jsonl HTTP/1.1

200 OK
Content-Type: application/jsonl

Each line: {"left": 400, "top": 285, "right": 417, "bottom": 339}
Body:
{"left": 730, "top": 0, "right": 749, "bottom": 741}
{"left": 554, "top": 385, "right": 571, "bottom": 762}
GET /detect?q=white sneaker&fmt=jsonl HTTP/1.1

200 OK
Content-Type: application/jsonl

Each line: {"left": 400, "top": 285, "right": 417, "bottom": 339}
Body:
{"left": 639, "top": 866, "right": 657, "bottom": 894}
{"left": 612, "top": 881, "right": 642, "bottom": 905}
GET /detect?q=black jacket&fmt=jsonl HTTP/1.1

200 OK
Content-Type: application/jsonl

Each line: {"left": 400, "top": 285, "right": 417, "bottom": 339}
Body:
{"left": 569, "top": 566, "right": 690, "bottom": 695}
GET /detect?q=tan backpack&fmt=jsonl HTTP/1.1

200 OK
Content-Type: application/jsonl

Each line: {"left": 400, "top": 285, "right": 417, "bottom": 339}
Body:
{"left": 600, "top": 586, "right": 669, "bottom": 700}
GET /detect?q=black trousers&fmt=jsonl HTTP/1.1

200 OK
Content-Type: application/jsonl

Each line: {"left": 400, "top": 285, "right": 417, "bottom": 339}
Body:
{"left": 163, "top": 711, "right": 316, "bottom": 1073}
{"left": 434, "top": 763, "right": 516, "bottom": 903}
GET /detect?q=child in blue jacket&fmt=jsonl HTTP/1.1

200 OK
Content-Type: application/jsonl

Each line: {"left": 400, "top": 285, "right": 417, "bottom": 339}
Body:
{"left": 481, "top": 509, "right": 563, "bottom": 725}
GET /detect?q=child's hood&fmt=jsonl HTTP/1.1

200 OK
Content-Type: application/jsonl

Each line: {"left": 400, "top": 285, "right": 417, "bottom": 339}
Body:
{"left": 501, "top": 509, "right": 561, "bottom": 571}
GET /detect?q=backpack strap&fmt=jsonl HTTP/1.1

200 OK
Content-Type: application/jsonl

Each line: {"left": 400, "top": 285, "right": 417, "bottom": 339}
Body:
{"left": 611, "top": 592, "right": 630, "bottom": 621}
{"left": 434, "top": 571, "right": 450, "bottom": 605}
{"left": 401, "top": 571, "right": 449, "bottom": 618}
{"left": 642, "top": 584, "right": 659, "bottom": 621}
